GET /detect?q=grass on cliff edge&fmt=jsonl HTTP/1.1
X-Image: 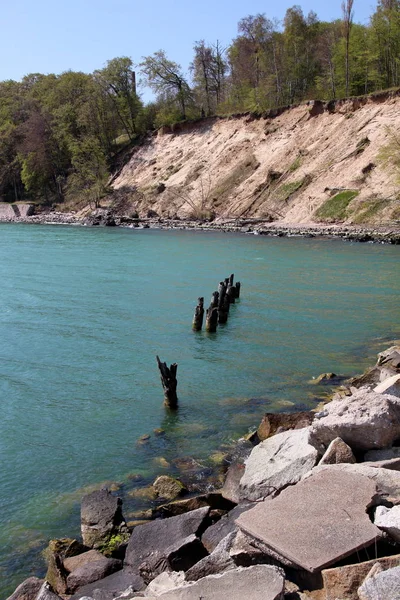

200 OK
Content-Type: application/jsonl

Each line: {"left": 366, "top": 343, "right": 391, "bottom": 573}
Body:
{"left": 315, "top": 190, "right": 359, "bottom": 221}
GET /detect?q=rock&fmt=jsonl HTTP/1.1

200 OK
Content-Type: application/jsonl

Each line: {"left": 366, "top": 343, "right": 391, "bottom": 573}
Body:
{"left": 67, "top": 557, "right": 122, "bottom": 593}
{"left": 149, "top": 565, "right": 285, "bottom": 600}
{"left": 44, "top": 538, "right": 86, "bottom": 595}
{"left": 145, "top": 571, "right": 186, "bottom": 595}
{"left": 239, "top": 427, "right": 318, "bottom": 502}
{"left": 322, "top": 554, "right": 400, "bottom": 600}
{"left": 229, "top": 530, "right": 274, "bottom": 568}
{"left": 310, "top": 372, "right": 337, "bottom": 384}
{"left": 364, "top": 447, "right": 400, "bottom": 461}
{"left": 70, "top": 568, "right": 144, "bottom": 600}
{"left": 257, "top": 411, "right": 315, "bottom": 441}
{"left": 309, "top": 389, "right": 400, "bottom": 452}
{"left": 307, "top": 463, "right": 400, "bottom": 504}
{"left": 185, "top": 532, "right": 236, "bottom": 581}
{"left": 319, "top": 437, "right": 356, "bottom": 465}
{"left": 124, "top": 507, "right": 210, "bottom": 583}
{"left": 36, "top": 582, "right": 63, "bottom": 600}
{"left": 152, "top": 476, "right": 187, "bottom": 500}
{"left": 64, "top": 550, "right": 105, "bottom": 573}
{"left": 374, "top": 373, "right": 400, "bottom": 397}
{"left": 374, "top": 504, "right": 400, "bottom": 542}
{"left": 237, "top": 469, "right": 381, "bottom": 573}
{"left": 153, "top": 492, "right": 234, "bottom": 518}
{"left": 377, "top": 346, "right": 400, "bottom": 369}
{"left": 5, "top": 577, "right": 44, "bottom": 600}
{"left": 221, "top": 463, "right": 245, "bottom": 504}
{"left": 358, "top": 565, "right": 400, "bottom": 600}
{"left": 201, "top": 503, "right": 252, "bottom": 553}
{"left": 363, "top": 457, "right": 400, "bottom": 470}
{"left": 81, "top": 490, "right": 130, "bottom": 551}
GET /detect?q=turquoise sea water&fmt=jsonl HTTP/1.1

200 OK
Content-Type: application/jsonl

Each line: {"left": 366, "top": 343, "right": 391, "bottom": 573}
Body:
{"left": 0, "top": 223, "right": 399, "bottom": 596}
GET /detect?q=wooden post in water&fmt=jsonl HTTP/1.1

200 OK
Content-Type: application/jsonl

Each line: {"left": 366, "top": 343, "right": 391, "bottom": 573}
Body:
{"left": 206, "top": 307, "right": 219, "bottom": 331}
{"left": 226, "top": 283, "right": 236, "bottom": 304}
{"left": 192, "top": 297, "right": 204, "bottom": 331}
{"left": 235, "top": 282, "right": 241, "bottom": 299}
{"left": 156, "top": 356, "right": 178, "bottom": 409}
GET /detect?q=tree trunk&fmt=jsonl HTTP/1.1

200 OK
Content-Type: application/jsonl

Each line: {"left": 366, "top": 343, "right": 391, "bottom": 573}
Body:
{"left": 156, "top": 356, "right": 178, "bottom": 409}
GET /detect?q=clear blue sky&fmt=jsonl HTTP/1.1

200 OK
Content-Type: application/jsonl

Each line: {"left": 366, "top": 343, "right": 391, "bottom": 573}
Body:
{"left": 2, "top": 0, "right": 376, "bottom": 97}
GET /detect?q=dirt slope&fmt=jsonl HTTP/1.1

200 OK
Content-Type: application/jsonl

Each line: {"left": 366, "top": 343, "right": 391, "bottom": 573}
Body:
{"left": 112, "top": 93, "right": 400, "bottom": 225}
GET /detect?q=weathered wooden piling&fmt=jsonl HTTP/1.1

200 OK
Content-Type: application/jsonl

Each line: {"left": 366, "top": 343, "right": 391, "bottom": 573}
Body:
{"left": 218, "top": 281, "right": 227, "bottom": 308}
{"left": 192, "top": 297, "right": 205, "bottom": 331}
{"left": 226, "top": 283, "right": 236, "bottom": 304}
{"left": 156, "top": 356, "right": 178, "bottom": 409}
{"left": 206, "top": 306, "right": 219, "bottom": 332}
{"left": 235, "top": 281, "right": 241, "bottom": 298}
{"left": 210, "top": 291, "right": 219, "bottom": 309}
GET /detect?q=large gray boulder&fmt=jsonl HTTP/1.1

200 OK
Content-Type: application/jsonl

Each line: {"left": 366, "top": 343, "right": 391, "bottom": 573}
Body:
{"left": 124, "top": 507, "right": 210, "bottom": 583}
{"left": 374, "top": 505, "right": 400, "bottom": 542}
{"left": 239, "top": 427, "right": 318, "bottom": 501}
{"left": 81, "top": 490, "right": 130, "bottom": 551}
{"left": 36, "top": 583, "right": 63, "bottom": 600}
{"left": 309, "top": 389, "right": 400, "bottom": 452}
{"left": 70, "top": 568, "right": 144, "bottom": 600}
{"left": 358, "top": 565, "right": 400, "bottom": 600}
{"left": 201, "top": 503, "right": 252, "bottom": 553}
{"left": 5, "top": 577, "right": 44, "bottom": 600}
{"left": 185, "top": 532, "right": 236, "bottom": 581}
{"left": 150, "top": 565, "right": 285, "bottom": 600}
{"left": 67, "top": 557, "right": 122, "bottom": 593}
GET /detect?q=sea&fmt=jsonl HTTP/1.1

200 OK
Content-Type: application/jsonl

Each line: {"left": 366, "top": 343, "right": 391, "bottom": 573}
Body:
{"left": 0, "top": 223, "right": 399, "bottom": 597}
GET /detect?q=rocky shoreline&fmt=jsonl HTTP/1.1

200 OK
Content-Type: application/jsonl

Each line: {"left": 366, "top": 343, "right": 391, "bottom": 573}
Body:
{"left": 8, "top": 344, "right": 400, "bottom": 600}
{"left": 1, "top": 208, "right": 400, "bottom": 244}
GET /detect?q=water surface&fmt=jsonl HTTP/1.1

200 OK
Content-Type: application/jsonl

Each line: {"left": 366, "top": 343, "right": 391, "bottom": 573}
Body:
{"left": 0, "top": 224, "right": 399, "bottom": 596}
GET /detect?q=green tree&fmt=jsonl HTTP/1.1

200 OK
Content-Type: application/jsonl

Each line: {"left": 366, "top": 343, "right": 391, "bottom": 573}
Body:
{"left": 140, "top": 51, "right": 191, "bottom": 120}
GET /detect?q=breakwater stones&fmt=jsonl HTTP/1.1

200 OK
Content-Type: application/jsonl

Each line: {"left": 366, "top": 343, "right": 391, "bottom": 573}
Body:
{"left": 192, "top": 273, "right": 241, "bottom": 332}
{"left": 8, "top": 344, "right": 400, "bottom": 600}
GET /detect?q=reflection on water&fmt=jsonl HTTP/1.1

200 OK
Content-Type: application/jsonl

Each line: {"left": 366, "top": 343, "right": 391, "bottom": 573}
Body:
{"left": 0, "top": 224, "right": 399, "bottom": 595}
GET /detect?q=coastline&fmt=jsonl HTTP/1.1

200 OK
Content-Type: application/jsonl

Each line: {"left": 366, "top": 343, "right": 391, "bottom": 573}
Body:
{"left": 1, "top": 210, "right": 400, "bottom": 244}
{"left": 7, "top": 341, "right": 400, "bottom": 600}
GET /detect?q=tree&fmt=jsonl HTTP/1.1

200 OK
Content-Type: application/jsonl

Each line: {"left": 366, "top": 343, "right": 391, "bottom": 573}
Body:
{"left": 140, "top": 51, "right": 191, "bottom": 120}
{"left": 342, "top": 0, "right": 355, "bottom": 96}
{"left": 94, "top": 57, "right": 141, "bottom": 141}
{"left": 66, "top": 138, "right": 109, "bottom": 209}
{"left": 190, "top": 40, "right": 227, "bottom": 115}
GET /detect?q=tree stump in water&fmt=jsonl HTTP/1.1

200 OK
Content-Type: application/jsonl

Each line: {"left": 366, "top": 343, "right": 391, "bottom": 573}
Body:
{"left": 156, "top": 356, "right": 178, "bottom": 409}
{"left": 192, "top": 297, "right": 205, "bottom": 331}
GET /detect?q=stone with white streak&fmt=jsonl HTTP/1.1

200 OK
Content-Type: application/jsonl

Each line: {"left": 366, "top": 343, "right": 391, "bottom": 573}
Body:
{"left": 374, "top": 373, "right": 400, "bottom": 397}
{"left": 239, "top": 427, "right": 318, "bottom": 501}
{"left": 309, "top": 389, "right": 400, "bottom": 452}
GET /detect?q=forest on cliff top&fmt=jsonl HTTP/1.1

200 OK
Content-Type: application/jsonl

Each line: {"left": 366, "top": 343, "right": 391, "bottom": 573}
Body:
{"left": 1, "top": 0, "right": 400, "bottom": 208}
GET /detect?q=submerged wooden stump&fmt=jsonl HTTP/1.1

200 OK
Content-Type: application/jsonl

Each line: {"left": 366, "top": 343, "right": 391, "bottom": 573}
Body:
{"left": 192, "top": 297, "right": 205, "bottom": 331}
{"left": 235, "top": 281, "right": 241, "bottom": 298}
{"left": 156, "top": 356, "right": 178, "bottom": 409}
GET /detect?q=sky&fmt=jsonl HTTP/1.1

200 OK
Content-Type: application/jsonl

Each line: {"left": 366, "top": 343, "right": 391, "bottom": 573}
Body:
{"left": 1, "top": 0, "right": 376, "bottom": 99}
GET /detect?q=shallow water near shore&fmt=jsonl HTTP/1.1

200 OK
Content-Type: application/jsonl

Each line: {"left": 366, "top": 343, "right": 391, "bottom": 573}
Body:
{"left": 0, "top": 223, "right": 399, "bottom": 596}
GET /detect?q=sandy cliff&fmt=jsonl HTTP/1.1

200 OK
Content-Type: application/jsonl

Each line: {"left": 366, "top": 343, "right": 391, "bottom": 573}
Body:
{"left": 112, "top": 92, "right": 400, "bottom": 225}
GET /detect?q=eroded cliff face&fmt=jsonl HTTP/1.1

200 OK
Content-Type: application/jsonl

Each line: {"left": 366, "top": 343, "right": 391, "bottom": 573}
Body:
{"left": 112, "top": 93, "right": 400, "bottom": 225}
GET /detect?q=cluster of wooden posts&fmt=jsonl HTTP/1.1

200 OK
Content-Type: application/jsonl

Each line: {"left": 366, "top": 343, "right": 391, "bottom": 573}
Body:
{"left": 192, "top": 273, "right": 241, "bottom": 333}
{"left": 156, "top": 274, "right": 241, "bottom": 409}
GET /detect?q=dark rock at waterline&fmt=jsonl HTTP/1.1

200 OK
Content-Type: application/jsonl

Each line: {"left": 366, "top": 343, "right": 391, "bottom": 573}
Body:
{"left": 257, "top": 411, "right": 315, "bottom": 442}
{"left": 6, "top": 577, "right": 44, "bottom": 600}
{"left": 80, "top": 489, "right": 130, "bottom": 551}
{"left": 44, "top": 538, "right": 86, "bottom": 595}
{"left": 152, "top": 475, "right": 188, "bottom": 501}
{"left": 84, "top": 210, "right": 116, "bottom": 227}
{"left": 124, "top": 506, "right": 210, "bottom": 583}
{"left": 66, "top": 556, "right": 122, "bottom": 593}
